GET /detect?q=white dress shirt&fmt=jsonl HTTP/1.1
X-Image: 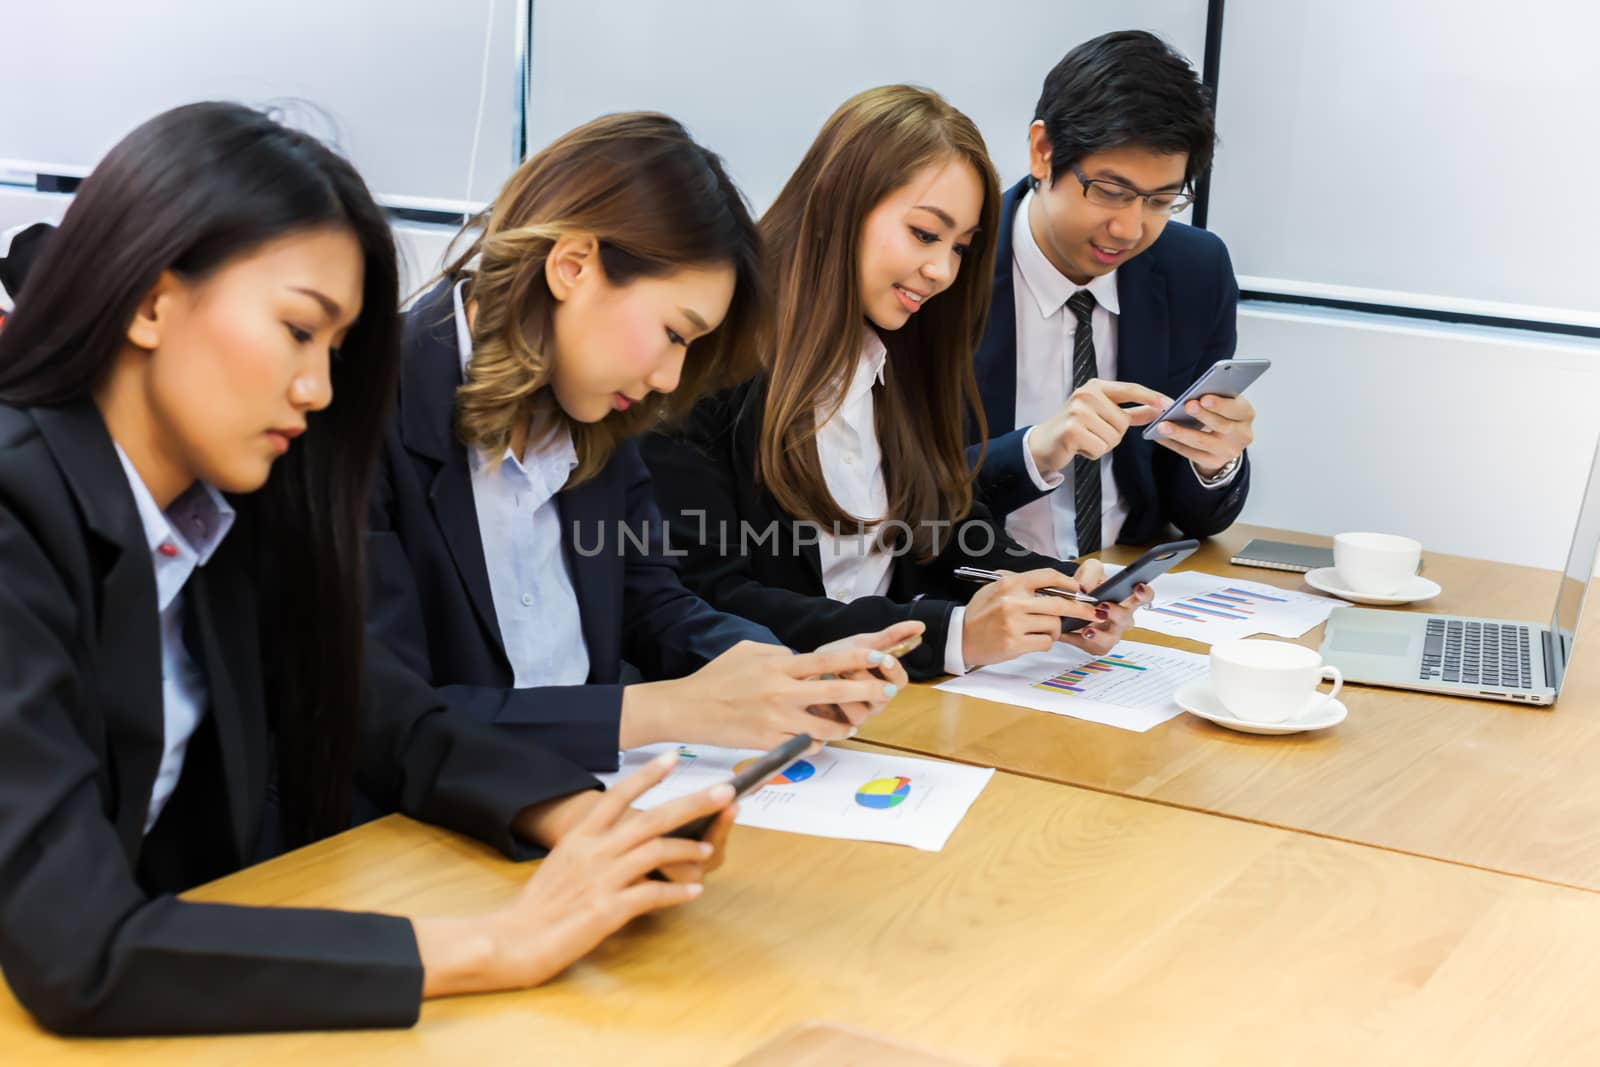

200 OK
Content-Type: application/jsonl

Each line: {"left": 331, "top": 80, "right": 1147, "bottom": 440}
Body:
{"left": 113, "top": 445, "right": 235, "bottom": 834}
{"left": 456, "top": 281, "right": 591, "bottom": 688}
{"left": 1007, "top": 188, "right": 1128, "bottom": 560}
{"left": 1005, "top": 189, "right": 1238, "bottom": 561}
{"left": 814, "top": 332, "right": 970, "bottom": 675}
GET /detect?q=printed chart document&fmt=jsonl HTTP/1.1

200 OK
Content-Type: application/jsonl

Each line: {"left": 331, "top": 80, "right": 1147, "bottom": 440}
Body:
{"left": 598, "top": 743, "right": 993, "bottom": 852}
{"left": 1133, "top": 571, "right": 1346, "bottom": 643}
{"left": 936, "top": 639, "right": 1209, "bottom": 732}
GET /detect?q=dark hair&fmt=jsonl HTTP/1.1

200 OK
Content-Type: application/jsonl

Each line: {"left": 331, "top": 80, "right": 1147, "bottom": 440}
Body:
{"left": 0, "top": 102, "right": 402, "bottom": 847}
{"left": 444, "top": 111, "right": 763, "bottom": 483}
{"left": 0, "top": 222, "right": 55, "bottom": 306}
{"left": 1033, "top": 30, "right": 1216, "bottom": 189}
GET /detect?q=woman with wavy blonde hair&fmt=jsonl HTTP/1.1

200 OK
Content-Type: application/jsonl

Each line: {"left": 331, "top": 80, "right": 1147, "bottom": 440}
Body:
{"left": 643, "top": 86, "right": 1150, "bottom": 681}
{"left": 368, "top": 112, "right": 917, "bottom": 773}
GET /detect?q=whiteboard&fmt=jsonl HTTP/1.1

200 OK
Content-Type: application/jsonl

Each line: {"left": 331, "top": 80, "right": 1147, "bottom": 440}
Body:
{"left": 1206, "top": 0, "right": 1600, "bottom": 327}
{"left": 526, "top": 0, "right": 1207, "bottom": 214}
{"left": 0, "top": 0, "right": 524, "bottom": 208}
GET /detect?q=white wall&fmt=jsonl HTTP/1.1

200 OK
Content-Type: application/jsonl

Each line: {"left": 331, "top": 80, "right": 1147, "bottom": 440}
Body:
{"left": 10, "top": 189, "right": 1598, "bottom": 574}
{"left": 0, "top": 0, "right": 522, "bottom": 207}
{"left": 526, "top": 0, "right": 1206, "bottom": 213}
{"left": 1234, "top": 304, "right": 1600, "bottom": 570}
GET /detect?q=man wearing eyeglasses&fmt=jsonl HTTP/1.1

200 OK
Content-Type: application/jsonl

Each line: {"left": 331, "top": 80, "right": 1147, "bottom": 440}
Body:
{"left": 972, "top": 30, "right": 1254, "bottom": 563}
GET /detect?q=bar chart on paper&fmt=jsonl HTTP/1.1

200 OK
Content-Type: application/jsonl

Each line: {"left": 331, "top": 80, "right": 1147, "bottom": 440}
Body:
{"left": 938, "top": 640, "right": 1210, "bottom": 732}
{"left": 1134, "top": 572, "right": 1347, "bottom": 643}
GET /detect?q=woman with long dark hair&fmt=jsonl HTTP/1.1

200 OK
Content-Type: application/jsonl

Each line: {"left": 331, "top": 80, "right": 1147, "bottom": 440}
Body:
{"left": 368, "top": 112, "right": 916, "bottom": 772}
{"left": 0, "top": 102, "right": 735, "bottom": 1037}
{"left": 643, "top": 87, "right": 1152, "bottom": 681}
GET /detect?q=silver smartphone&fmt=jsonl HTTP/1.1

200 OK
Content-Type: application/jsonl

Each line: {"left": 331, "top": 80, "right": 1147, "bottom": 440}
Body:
{"left": 1141, "top": 358, "right": 1271, "bottom": 440}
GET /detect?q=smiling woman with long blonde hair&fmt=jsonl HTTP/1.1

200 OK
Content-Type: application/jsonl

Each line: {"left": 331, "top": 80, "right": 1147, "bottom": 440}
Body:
{"left": 644, "top": 86, "right": 1153, "bottom": 682}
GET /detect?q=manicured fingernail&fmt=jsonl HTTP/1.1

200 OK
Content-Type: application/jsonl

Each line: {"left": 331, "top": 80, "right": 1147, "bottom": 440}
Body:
{"left": 699, "top": 841, "right": 714, "bottom": 857}
{"left": 1094, "top": 606, "right": 1109, "bottom": 620}
{"left": 1136, "top": 584, "right": 1149, "bottom": 595}
{"left": 1159, "top": 423, "right": 1174, "bottom": 435}
{"left": 686, "top": 883, "right": 703, "bottom": 897}
{"left": 710, "top": 784, "right": 734, "bottom": 802}
{"left": 884, "top": 657, "right": 897, "bottom": 671}
{"left": 1083, "top": 628, "right": 1097, "bottom": 638}
{"left": 848, "top": 727, "right": 859, "bottom": 738}
{"left": 867, "top": 651, "right": 886, "bottom": 664}
{"left": 883, "top": 683, "right": 899, "bottom": 698}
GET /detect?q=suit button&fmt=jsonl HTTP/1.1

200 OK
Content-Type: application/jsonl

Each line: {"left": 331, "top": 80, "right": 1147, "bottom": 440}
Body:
{"left": 521, "top": 593, "right": 533, "bottom": 606}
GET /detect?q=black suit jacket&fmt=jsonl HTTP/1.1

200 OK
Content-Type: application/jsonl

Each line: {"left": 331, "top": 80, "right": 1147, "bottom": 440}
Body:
{"left": 969, "top": 179, "right": 1250, "bottom": 544}
{"left": 640, "top": 378, "right": 1070, "bottom": 682}
{"left": 367, "top": 281, "right": 778, "bottom": 771}
{"left": 0, "top": 400, "right": 598, "bottom": 1036}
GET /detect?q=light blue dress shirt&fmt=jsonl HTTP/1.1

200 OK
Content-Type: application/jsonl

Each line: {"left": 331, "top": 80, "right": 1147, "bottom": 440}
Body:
{"left": 113, "top": 445, "right": 235, "bottom": 834}
{"left": 454, "top": 281, "right": 591, "bottom": 688}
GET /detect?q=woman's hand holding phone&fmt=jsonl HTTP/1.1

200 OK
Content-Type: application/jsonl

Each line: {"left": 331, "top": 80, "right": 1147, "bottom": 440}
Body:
{"left": 618, "top": 641, "right": 900, "bottom": 752}
{"left": 959, "top": 567, "right": 1103, "bottom": 667}
{"left": 417, "top": 753, "right": 735, "bottom": 999}
{"left": 1054, "top": 558, "right": 1153, "bottom": 656}
{"left": 807, "top": 621, "right": 921, "bottom": 727}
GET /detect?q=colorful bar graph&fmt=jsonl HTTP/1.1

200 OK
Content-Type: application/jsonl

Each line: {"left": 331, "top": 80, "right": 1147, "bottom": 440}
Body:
{"left": 1225, "top": 586, "right": 1289, "bottom": 603}
{"left": 1033, "top": 653, "right": 1146, "bottom": 695}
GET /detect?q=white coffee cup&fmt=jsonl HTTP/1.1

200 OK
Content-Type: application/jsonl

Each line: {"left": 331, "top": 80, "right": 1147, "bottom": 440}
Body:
{"left": 1209, "top": 639, "right": 1343, "bottom": 724}
{"left": 1333, "top": 532, "right": 1422, "bottom": 596}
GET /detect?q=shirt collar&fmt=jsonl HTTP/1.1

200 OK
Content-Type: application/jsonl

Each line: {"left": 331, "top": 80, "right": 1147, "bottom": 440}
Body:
{"left": 855, "top": 331, "right": 888, "bottom": 395}
{"left": 112, "top": 443, "right": 235, "bottom": 567}
{"left": 453, "top": 278, "right": 474, "bottom": 376}
{"left": 1012, "top": 187, "right": 1121, "bottom": 319}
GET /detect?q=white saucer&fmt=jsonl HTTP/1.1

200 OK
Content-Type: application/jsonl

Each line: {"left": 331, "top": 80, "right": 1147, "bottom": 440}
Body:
{"left": 1303, "top": 567, "right": 1441, "bottom": 606}
{"left": 1174, "top": 680, "right": 1347, "bottom": 735}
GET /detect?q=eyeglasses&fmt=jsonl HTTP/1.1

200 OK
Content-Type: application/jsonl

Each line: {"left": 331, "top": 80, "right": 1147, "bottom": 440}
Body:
{"left": 1070, "top": 166, "right": 1194, "bottom": 216}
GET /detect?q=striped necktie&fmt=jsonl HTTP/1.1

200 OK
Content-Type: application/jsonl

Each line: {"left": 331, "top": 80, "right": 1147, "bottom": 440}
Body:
{"left": 1066, "top": 289, "right": 1101, "bottom": 556}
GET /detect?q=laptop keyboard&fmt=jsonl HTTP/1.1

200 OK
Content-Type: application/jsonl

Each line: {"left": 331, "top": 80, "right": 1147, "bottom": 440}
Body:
{"left": 1420, "top": 619, "right": 1533, "bottom": 688}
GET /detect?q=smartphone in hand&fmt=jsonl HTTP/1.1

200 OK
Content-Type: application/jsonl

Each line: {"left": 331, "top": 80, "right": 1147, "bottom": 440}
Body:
{"left": 665, "top": 733, "right": 814, "bottom": 840}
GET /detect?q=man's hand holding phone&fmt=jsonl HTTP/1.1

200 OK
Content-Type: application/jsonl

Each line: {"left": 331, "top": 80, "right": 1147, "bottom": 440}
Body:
{"left": 1150, "top": 392, "right": 1256, "bottom": 477}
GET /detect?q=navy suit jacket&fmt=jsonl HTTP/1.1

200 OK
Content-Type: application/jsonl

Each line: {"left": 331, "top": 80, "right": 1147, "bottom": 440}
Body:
{"left": 969, "top": 179, "right": 1250, "bottom": 545}
{"left": 366, "top": 281, "right": 778, "bottom": 771}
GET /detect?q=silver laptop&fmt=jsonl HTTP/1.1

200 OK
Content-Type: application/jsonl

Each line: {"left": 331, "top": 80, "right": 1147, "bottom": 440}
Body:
{"left": 1319, "top": 436, "right": 1600, "bottom": 706}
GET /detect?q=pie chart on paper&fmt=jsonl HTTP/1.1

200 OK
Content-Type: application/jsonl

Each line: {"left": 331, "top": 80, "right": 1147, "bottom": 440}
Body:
{"left": 855, "top": 776, "right": 912, "bottom": 809}
{"left": 733, "top": 757, "right": 816, "bottom": 786}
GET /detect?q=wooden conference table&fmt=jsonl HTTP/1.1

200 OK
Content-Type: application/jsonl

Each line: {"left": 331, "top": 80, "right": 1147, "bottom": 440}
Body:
{"left": 864, "top": 523, "right": 1600, "bottom": 891}
{"left": 8, "top": 523, "right": 1600, "bottom": 1064}
{"left": 10, "top": 749, "right": 1600, "bottom": 1066}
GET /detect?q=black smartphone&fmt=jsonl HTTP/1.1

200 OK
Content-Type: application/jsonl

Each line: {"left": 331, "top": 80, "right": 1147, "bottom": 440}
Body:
{"left": 1060, "top": 539, "right": 1200, "bottom": 632}
{"left": 665, "top": 733, "right": 814, "bottom": 840}
{"left": 1141, "top": 359, "right": 1270, "bottom": 440}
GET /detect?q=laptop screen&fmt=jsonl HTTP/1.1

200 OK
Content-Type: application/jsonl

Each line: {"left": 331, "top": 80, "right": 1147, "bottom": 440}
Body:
{"left": 1549, "top": 435, "right": 1600, "bottom": 693}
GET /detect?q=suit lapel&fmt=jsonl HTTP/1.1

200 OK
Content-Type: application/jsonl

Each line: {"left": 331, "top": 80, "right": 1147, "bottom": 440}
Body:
{"left": 556, "top": 477, "right": 614, "bottom": 680}
{"left": 184, "top": 545, "right": 263, "bottom": 865}
{"left": 33, "top": 402, "right": 165, "bottom": 855}
{"left": 400, "top": 282, "right": 507, "bottom": 659}
{"left": 1112, "top": 255, "right": 1170, "bottom": 521}
{"left": 973, "top": 180, "right": 1031, "bottom": 436}
{"left": 736, "top": 382, "right": 824, "bottom": 587}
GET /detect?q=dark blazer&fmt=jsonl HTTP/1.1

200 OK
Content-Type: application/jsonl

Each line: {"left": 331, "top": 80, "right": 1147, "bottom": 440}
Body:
{"left": 367, "top": 281, "right": 778, "bottom": 771}
{"left": 0, "top": 400, "right": 598, "bottom": 1037}
{"left": 969, "top": 178, "right": 1250, "bottom": 544}
{"left": 640, "top": 378, "right": 1071, "bottom": 682}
